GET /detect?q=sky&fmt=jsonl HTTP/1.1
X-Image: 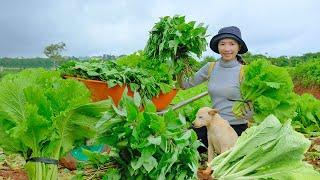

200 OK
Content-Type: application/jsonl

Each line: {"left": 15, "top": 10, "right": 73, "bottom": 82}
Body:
{"left": 0, "top": 0, "right": 319, "bottom": 58}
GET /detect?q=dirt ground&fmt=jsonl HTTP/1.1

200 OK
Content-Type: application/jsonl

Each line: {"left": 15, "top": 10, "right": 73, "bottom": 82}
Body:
{"left": 294, "top": 84, "right": 320, "bottom": 99}
{"left": 0, "top": 166, "right": 28, "bottom": 180}
{"left": 305, "top": 137, "right": 320, "bottom": 171}
{"left": 0, "top": 139, "right": 319, "bottom": 180}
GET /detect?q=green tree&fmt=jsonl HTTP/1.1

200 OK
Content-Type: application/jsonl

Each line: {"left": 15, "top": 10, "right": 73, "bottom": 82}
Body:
{"left": 43, "top": 42, "right": 66, "bottom": 68}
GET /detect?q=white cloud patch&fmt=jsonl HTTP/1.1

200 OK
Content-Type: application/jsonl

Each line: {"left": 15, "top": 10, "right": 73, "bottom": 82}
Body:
{"left": 0, "top": 0, "right": 319, "bottom": 57}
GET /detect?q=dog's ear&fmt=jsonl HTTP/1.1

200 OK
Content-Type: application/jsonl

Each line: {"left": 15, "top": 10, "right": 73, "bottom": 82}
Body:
{"left": 208, "top": 109, "right": 219, "bottom": 116}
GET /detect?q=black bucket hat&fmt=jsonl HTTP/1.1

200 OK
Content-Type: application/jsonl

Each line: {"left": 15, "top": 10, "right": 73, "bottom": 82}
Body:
{"left": 209, "top": 26, "right": 248, "bottom": 54}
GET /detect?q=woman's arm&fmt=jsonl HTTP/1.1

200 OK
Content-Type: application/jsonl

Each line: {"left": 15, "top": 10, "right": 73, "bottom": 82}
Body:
{"left": 178, "top": 62, "right": 211, "bottom": 89}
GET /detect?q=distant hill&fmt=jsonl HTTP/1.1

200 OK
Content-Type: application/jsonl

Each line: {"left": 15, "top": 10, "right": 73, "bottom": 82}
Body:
{"left": 0, "top": 57, "right": 54, "bottom": 69}
{"left": 1, "top": 52, "right": 319, "bottom": 69}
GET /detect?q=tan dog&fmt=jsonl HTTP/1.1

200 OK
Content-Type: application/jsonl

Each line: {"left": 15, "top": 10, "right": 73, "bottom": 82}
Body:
{"left": 193, "top": 107, "right": 238, "bottom": 164}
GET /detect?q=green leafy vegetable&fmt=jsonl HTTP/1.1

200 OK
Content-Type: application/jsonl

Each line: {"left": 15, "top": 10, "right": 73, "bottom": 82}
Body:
{"left": 211, "top": 114, "right": 320, "bottom": 179}
{"left": 94, "top": 94, "right": 201, "bottom": 179}
{"left": 144, "top": 15, "right": 208, "bottom": 78}
{"left": 0, "top": 69, "right": 111, "bottom": 180}
{"left": 59, "top": 60, "right": 175, "bottom": 100}
{"left": 292, "top": 94, "right": 320, "bottom": 137}
{"left": 233, "top": 59, "right": 297, "bottom": 123}
{"left": 291, "top": 59, "right": 320, "bottom": 87}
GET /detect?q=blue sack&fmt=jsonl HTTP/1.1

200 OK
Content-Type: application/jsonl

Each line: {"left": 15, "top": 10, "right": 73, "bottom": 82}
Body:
{"left": 71, "top": 144, "right": 105, "bottom": 161}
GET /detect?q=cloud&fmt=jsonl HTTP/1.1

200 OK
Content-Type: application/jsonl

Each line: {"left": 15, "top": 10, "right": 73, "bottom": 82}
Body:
{"left": 0, "top": 0, "right": 319, "bottom": 57}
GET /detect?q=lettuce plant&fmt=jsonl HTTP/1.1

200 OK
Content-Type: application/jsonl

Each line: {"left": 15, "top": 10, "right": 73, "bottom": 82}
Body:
{"left": 0, "top": 69, "right": 110, "bottom": 180}
{"left": 292, "top": 94, "right": 320, "bottom": 137}
{"left": 233, "top": 59, "right": 297, "bottom": 123}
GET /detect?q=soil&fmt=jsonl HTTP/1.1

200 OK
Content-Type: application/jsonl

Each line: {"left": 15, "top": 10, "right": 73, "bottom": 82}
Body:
{"left": 197, "top": 168, "right": 213, "bottom": 180}
{"left": 294, "top": 84, "right": 320, "bottom": 99}
{"left": 305, "top": 137, "right": 320, "bottom": 171}
{"left": 0, "top": 166, "right": 28, "bottom": 180}
{"left": 197, "top": 152, "right": 216, "bottom": 180}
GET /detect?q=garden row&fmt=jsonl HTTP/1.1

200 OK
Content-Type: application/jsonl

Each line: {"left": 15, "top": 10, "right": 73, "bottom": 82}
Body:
{"left": 289, "top": 60, "right": 320, "bottom": 99}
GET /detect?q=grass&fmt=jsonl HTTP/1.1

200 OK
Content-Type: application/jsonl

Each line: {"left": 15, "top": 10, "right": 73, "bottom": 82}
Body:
{"left": 0, "top": 68, "right": 22, "bottom": 79}
{"left": 172, "top": 83, "right": 211, "bottom": 121}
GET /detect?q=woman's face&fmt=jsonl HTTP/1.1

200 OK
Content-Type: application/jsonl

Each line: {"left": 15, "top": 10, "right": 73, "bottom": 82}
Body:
{"left": 218, "top": 38, "right": 240, "bottom": 61}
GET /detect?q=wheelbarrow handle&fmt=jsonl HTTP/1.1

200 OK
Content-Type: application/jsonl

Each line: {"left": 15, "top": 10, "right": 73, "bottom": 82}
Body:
{"left": 157, "top": 91, "right": 209, "bottom": 115}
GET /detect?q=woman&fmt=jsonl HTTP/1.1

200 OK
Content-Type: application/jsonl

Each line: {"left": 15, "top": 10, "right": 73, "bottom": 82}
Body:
{"left": 178, "top": 26, "right": 253, "bottom": 151}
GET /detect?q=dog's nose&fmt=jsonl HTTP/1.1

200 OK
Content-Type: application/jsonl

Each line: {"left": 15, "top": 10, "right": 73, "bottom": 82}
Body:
{"left": 192, "top": 122, "right": 200, "bottom": 128}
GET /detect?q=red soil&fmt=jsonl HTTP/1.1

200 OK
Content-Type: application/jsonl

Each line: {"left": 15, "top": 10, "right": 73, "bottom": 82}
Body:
{"left": 294, "top": 84, "right": 320, "bottom": 99}
{"left": 0, "top": 167, "right": 28, "bottom": 180}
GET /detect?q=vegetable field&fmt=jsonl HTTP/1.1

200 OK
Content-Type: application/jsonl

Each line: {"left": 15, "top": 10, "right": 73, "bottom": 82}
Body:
{"left": 1, "top": 15, "right": 320, "bottom": 179}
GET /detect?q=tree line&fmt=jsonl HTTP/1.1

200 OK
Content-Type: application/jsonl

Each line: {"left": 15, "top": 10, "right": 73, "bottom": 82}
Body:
{"left": 0, "top": 57, "right": 54, "bottom": 69}
{"left": 242, "top": 52, "right": 320, "bottom": 67}
{"left": 2, "top": 41, "right": 319, "bottom": 69}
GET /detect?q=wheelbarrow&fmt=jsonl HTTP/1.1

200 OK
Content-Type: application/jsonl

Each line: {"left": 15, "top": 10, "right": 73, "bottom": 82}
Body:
{"left": 156, "top": 91, "right": 209, "bottom": 115}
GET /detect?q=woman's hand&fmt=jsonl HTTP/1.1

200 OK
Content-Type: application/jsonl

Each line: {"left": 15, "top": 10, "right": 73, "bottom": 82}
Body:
{"left": 230, "top": 99, "right": 254, "bottom": 120}
{"left": 240, "top": 101, "right": 254, "bottom": 121}
{"left": 175, "top": 73, "right": 184, "bottom": 89}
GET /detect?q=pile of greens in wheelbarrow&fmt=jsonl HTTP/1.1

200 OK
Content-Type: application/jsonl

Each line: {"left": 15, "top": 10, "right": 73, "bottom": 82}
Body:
{"left": 0, "top": 68, "right": 111, "bottom": 180}
{"left": 59, "top": 60, "right": 174, "bottom": 100}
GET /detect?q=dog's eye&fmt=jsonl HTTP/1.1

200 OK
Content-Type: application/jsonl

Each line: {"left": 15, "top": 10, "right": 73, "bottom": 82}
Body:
{"left": 198, "top": 116, "right": 203, "bottom": 119}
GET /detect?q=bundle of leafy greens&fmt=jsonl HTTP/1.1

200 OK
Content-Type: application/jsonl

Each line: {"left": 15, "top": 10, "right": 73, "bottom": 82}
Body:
{"left": 144, "top": 15, "right": 208, "bottom": 79}
{"left": 94, "top": 92, "right": 201, "bottom": 179}
{"left": 292, "top": 94, "right": 320, "bottom": 137}
{"left": 59, "top": 60, "right": 174, "bottom": 100}
{"left": 233, "top": 59, "right": 297, "bottom": 123}
{"left": 0, "top": 69, "right": 110, "bottom": 180}
{"left": 211, "top": 114, "right": 320, "bottom": 179}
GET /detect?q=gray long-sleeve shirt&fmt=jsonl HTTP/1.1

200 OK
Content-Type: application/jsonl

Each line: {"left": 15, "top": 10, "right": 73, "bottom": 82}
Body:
{"left": 182, "top": 58, "right": 247, "bottom": 125}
